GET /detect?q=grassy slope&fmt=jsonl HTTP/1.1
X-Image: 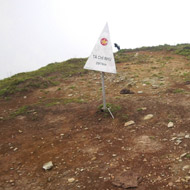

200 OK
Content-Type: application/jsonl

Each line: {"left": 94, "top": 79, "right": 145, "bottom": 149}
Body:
{"left": 0, "top": 58, "right": 87, "bottom": 97}
{"left": 1, "top": 43, "right": 190, "bottom": 97}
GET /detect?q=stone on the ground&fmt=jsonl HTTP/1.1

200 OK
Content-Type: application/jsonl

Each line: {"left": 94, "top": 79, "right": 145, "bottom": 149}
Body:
{"left": 183, "top": 165, "right": 190, "bottom": 170}
{"left": 124, "top": 121, "right": 135, "bottom": 127}
{"left": 168, "top": 122, "right": 174, "bottom": 128}
{"left": 185, "top": 134, "right": 190, "bottom": 139}
{"left": 43, "top": 161, "right": 53, "bottom": 170}
{"left": 168, "top": 182, "right": 173, "bottom": 187}
{"left": 185, "top": 176, "right": 190, "bottom": 181}
{"left": 180, "top": 153, "right": 188, "bottom": 158}
{"left": 68, "top": 178, "right": 75, "bottom": 183}
{"left": 144, "top": 114, "right": 153, "bottom": 120}
{"left": 120, "top": 88, "right": 134, "bottom": 94}
{"left": 176, "top": 139, "right": 182, "bottom": 145}
{"left": 112, "top": 171, "right": 141, "bottom": 189}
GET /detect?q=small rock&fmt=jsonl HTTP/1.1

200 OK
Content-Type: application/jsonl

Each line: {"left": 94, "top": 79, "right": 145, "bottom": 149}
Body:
{"left": 137, "top": 91, "right": 143, "bottom": 94}
{"left": 183, "top": 165, "right": 190, "bottom": 170}
{"left": 185, "top": 134, "right": 190, "bottom": 139}
{"left": 177, "top": 132, "right": 185, "bottom": 137}
{"left": 185, "top": 176, "right": 190, "bottom": 181}
{"left": 168, "top": 122, "right": 174, "bottom": 128}
{"left": 68, "top": 178, "right": 75, "bottom": 183}
{"left": 171, "top": 137, "right": 177, "bottom": 141}
{"left": 0, "top": 117, "right": 4, "bottom": 120}
{"left": 68, "top": 94, "right": 73, "bottom": 97}
{"left": 43, "top": 161, "right": 53, "bottom": 170}
{"left": 124, "top": 121, "right": 135, "bottom": 127}
{"left": 47, "top": 177, "right": 52, "bottom": 182}
{"left": 168, "top": 182, "right": 173, "bottom": 187}
{"left": 18, "top": 130, "right": 23, "bottom": 133}
{"left": 144, "top": 114, "right": 153, "bottom": 120}
{"left": 13, "top": 148, "right": 18, "bottom": 151}
{"left": 176, "top": 140, "right": 182, "bottom": 145}
{"left": 143, "top": 158, "right": 147, "bottom": 162}
{"left": 180, "top": 153, "right": 188, "bottom": 158}
{"left": 156, "top": 176, "right": 162, "bottom": 181}
{"left": 175, "top": 178, "right": 181, "bottom": 183}
{"left": 120, "top": 88, "right": 134, "bottom": 94}
{"left": 23, "top": 96, "right": 27, "bottom": 99}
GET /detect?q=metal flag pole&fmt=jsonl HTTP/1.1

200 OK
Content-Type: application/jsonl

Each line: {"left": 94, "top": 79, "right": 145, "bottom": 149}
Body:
{"left": 101, "top": 72, "right": 106, "bottom": 111}
{"left": 101, "top": 72, "right": 114, "bottom": 119}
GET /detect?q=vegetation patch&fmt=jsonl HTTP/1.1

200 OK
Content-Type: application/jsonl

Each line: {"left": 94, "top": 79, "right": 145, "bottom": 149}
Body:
{"left": 10, "top": 105, "right": 30, "bottom": 117}
{"left": 116, "top": 44, "right": 190, "bottom": 58}
{"left": 98, "top": 103, "right": 121, "bottom": 113}
{"left": 114, "top": 52, "right": 135, "bottom": 63}
{"left": 183, "top": 72, "right": 190, "bottom": 82}
{"left": 0, "top": 58, "right": 87, "bottom": 97}
{"left": 44, "top": 98, "right": 85, "bottom": 107}
{"left": 173, "top": 89, "right": 185, "bottom": 94}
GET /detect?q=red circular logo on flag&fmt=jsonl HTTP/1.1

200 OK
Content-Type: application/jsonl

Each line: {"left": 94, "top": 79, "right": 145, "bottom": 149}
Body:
{"left": 100, "top": 38, "right": 108, "bottom": 46}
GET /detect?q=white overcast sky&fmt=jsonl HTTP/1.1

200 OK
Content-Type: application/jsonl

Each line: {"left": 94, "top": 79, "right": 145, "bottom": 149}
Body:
{"left": 0, "top": 0, "right": 190, "bottom": 79}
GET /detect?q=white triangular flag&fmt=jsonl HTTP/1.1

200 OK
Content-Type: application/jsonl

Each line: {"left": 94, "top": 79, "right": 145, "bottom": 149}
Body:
{"left": 84, "top": 23, "right": 117, "bottom": 74}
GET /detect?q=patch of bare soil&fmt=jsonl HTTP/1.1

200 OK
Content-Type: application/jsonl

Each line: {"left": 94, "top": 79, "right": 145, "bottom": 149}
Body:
{"left": 1, "top": 51, "right": 190, "bottom": 190}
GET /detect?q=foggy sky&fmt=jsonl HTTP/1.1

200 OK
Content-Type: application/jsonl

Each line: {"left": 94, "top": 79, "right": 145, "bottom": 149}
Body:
{"left": 1, "top": 0, "right": 190, "bottom": 79}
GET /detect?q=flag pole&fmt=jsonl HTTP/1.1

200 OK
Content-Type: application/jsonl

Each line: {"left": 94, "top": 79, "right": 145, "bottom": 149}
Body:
{"left": 101, "top": 72, "right": 106, "bottom": 110}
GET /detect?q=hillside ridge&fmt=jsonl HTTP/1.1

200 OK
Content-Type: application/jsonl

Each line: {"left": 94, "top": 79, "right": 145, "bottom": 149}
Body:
{"left": 1, "top": 43, "right": 190, "bottom": 189}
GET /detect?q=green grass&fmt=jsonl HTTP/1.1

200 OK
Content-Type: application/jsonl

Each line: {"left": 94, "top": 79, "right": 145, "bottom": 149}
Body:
{"left": 45, "top": 98, "right": 85, "bottom": 107}
{"left": 149, "top": 136, "right": 156, "bottom": 140}
{"left": 98, "top": 103, "right": 121, "bottom": 113}
{"left": 10, "top": 105, "right": 30, "bottom": 117}
{"left": 1, "top": 43, "right": 190, "bottom": 97}
{"left": 164, "top": 56, "right": 173, "bottom": 60}
{"left": 69, "top": 86, "right": 76, "bottom": 90}
{"left": 183, "top": 72, "right": 190, "bottom": 82}
{"left": 116, "top": 44, "right": 190, "bottom": 58}
{"left": 0, "top": 58, "right": 87, "bottom": 97}
{"left": 121, "top": 114, "right": 129, "bottom": 120}
{"left": 137, "top": 108, "right": 143, "bottom": 112}
{"left": 173, "top": 89, "right": 184, "bottom": 94}
{"left": 185, "top": 153, "right": 190, "bottom": 158}
{"left": 114, "top": 52, "right": 135, "bottom": 63}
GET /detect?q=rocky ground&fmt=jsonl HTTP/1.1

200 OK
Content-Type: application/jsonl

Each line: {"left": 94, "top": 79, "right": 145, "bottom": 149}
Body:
{"left": 1, "top": 50, "right": 190, "bottom": 189}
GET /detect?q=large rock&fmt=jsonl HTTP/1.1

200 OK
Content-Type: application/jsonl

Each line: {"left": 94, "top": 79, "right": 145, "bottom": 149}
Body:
{"left": 112, "top": 171, "right": 142, "bottom": 189}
